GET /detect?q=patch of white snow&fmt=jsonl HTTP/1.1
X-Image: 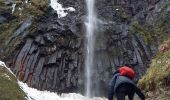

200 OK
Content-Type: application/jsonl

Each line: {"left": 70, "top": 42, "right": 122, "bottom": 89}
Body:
{"left": 116, "top": 8, "right": 119, "bottom": 11}
{"left": 12, "top": 3, "right": 16, "bottom": 14}
{"left": 25, "top": 0, "right": 28, "bottom": 4}
{"left": 50, "top": 0, "right": 75, "bottom": 18}
{"left": 1, "top": 61, "right": 106, "bottom": 100}
{"left": 0, "top": 61, "right": 15, "bottom": 76}
{"left": 18, "top": 81, "right": 106, "bottom": 100}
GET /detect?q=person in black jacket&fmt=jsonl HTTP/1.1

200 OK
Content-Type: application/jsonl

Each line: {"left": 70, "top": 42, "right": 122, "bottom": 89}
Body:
{"left": 108, "top": 68, "right": 145, "bottom": 100}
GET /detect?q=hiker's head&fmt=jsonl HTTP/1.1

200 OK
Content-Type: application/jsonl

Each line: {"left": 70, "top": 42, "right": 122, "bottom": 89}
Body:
{"left": 118, "top": 66, "right": 136, "bottom": 79}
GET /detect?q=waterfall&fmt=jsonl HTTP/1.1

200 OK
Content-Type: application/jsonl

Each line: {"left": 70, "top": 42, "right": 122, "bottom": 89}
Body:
{"left": 85, "top": 0, "right": 97, "bottom": 98}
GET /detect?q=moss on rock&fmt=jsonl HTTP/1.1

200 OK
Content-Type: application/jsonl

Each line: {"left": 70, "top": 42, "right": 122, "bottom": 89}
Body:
{"left": 112, "top": 6, "right": 130, "bottom": 22}
{"left": 0, "top": 65, "right": 26, "bottom": 100}
{"left": 138, "top": 39, "right": 170, "bottom": 99}
{"left": 131, "top": 2, "right": 170, "bottom": 45}
{"left": 0, "top": 0, "right": 48, "bottom": 59}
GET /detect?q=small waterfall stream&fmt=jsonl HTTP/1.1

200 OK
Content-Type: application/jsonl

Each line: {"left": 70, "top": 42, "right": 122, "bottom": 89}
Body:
{"left": 85, "top": 0, "right": 97, "bottom": 98}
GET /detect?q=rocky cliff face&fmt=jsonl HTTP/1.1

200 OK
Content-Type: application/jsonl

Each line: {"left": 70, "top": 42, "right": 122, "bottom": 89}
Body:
{"left": 0, "top": 0, "right": 170, "bottom": 97}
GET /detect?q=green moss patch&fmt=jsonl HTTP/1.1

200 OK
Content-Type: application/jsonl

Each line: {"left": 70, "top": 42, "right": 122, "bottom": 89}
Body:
{"left": 131, "top": 21, "right": 166, "bottom": 44}
{"left": 0, "top": 19, "right": 21, "bottom": 59}
{"left": 0, "top": 0, "right": 48, "bottom": 59}
{"left": 0, "top": 65, "right": 26, "bottom": 100}
{"left": 112, "top": 6, "right": 130, "bottom": 22}
{"left": 131, "top": 3, "right": 170, "bottom": 44}
{"left": 12, "top": 0, "right": 48, "bottom": 19}
{"left": 138, "top": 39, "right": 170, "bottom": 98}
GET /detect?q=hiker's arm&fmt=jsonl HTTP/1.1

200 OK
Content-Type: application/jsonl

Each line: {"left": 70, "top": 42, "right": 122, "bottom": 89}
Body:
{"left": 108, "top": 79, "right": 115, "bottom": 100}
{"left": 135, "top": 86, "right": 145, "bottom": 100}
{"left": 108, "top": 71, "right": 119, "bottom": 100}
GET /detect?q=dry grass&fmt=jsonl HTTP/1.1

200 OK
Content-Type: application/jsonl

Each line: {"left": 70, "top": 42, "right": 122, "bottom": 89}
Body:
{"left": 159, "top": 39, "right": 170, "bottom": 53}
{"left": 138, "top": 39, "right": 170, "bottom": 99}
{"left": 138, "top": 51, "right": 170, "bottom": 91}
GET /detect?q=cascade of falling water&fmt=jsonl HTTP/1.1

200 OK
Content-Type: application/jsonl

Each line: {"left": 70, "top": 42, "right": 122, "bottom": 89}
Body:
{"left": 85, "top": 0, "right": 97, "bottom": 98}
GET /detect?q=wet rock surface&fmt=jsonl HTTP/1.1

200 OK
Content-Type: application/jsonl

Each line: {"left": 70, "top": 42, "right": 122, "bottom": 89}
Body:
{"left": 1, "top": 0, "right": 169, "bottom": 97}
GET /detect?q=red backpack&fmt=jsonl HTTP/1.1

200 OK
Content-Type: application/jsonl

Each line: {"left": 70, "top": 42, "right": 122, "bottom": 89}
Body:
{"left": 118, "top": 66, "right": 136, "bottom": 79}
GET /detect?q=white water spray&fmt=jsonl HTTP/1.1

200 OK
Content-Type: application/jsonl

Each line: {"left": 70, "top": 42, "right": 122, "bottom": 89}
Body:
{"left": 85, "top": 0, "right": 97, "bottom": 98}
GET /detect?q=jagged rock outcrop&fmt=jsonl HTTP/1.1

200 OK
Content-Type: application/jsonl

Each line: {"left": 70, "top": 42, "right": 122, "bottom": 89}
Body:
{"left": 0, "top": 0, "right": 169, "bottom": 97}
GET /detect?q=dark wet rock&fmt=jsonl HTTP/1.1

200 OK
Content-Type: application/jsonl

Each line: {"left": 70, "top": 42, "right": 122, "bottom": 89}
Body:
{"left": 7, "top": 16, "right": 33, "bottom": 44}
{"left": 4, "top": 0, "right": 14, "bottom": 5}
{"left": 15, "top": 16, "right": 32, "bottom": 35}
{"left": 12, "top": 39, "right": 33, "bottom": 74}
{"left": 167, "top": 6, "right": 170, "bottom": 12}
{"left": 0, "top": 12, "right": 12, "bottom": 19}
{"left": 0, "top": 16, "right": 6, "bottom": 24}
{"left": 0, "top": 0, "right": 169, "bottom": 97}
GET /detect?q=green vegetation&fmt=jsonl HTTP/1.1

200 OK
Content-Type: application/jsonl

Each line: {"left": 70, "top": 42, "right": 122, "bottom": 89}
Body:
{"left": 0, "top": 19, "right": 20, "bottom": 57}
{"left": 0, "top": 0, "right": 48, "bottom": 17}
{"left": 138, "top": 39, "right": 170, "bottom": 99}
{"left": 0, "top": 65, "right": 26, "bottom": 100}
{"left": 0, "top": 0, "right": 48, "bottom": 59}
{"left": 131, "top": 3, "right": 170, "bottom": 44}
{"left": 139, "top": 51, "right": 170, "bottom": 91}
{"left": 12, "top": 0, "right": 48, "bottom": 19}
{"left": 133, "top": 3, "right": 170, "bottom": 95}
{"left": 138, "top": 39, "right": 170, "bottom": 100}
{"left": 0, "top": 1, "right": 11, "bottom": 12}
{"left": 112, "top": 6, "right": 130, "bottom": 22}
{"left": 131, "top": 21, "right": 166, "bottom": 44}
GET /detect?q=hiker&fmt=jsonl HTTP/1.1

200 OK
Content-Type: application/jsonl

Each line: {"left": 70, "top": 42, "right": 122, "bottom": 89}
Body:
{"left": 108, "top": 66, "right": 145, "bottom": 100}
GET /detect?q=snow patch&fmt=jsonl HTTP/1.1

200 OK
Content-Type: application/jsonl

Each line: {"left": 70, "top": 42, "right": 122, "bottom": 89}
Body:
{"left": 0, "top": 61, "right": 15, "bottom": 76}
{"left": 50, "top": 0, "right": 75, "bottom": 18}
{"left": 18, "top": 81, "right": 106, "bottom": 100}
{"left": 25, "top": 0, "right": 28, "bottom": 4}
{"left": 12, "top": 3, "right": 16, "bottom": 14}
{"left": 1, "top": 61, "right": 106, "bottom": 100}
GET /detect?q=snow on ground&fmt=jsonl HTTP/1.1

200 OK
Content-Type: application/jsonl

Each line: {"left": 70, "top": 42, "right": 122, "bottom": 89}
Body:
{"left": 0, "top": 60, "right": 15, "bottom": 76}
{"left": 1, "top": 61, "right": 106, "bottom": 100}
{"left": 19, "top": 82, "right": 106, "bottom": 100}
{"left": 50, "top": 0, "right": 75, "bottom": 18}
